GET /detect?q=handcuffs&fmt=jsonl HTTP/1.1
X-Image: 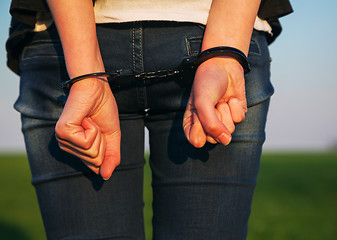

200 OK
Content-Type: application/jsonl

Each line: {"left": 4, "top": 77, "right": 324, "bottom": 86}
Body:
{"left": 61, "top": 46, "right": 250, "bottom": 91}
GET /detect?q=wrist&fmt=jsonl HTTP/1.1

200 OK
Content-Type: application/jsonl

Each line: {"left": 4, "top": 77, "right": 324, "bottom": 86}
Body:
{"left": 69, "top": 76, "right": 109, "bottom": 93}
{"left": 195, "top": 47, "right": 250, "bottom": 74}
{"left": 65, "top": 42, "right": 105, "bottom": 78}
{"left": 62, "top": 72, "right": 110, "bottom": 90}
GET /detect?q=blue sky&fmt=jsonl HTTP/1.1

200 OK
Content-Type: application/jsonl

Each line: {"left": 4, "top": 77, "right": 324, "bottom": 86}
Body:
{"left": 1, "top": 0, "right": 337, "bottom": 151}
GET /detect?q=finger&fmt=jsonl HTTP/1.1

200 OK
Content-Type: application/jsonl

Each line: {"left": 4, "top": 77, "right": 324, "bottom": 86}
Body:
{"left": 228, "top": 98, "right": 246, "bottom": 123}
{"left": 57, "top": 142, "right": 100, "bottom": 174}
{"left": 99, "top": 130, "right": 121, "bottom": 180}
{"left": 194, "top": 98, "right": 232, "bottom": 145}
{"left": 56, "top": 128, "right": 102, "bottom": 160}
{"left": 55, "top": 117, "right": 99, "bottom": 150}
{"left": 56, "top": 118, "right": 103, "bottom": 162}
{"left": 206, "top": 108, "right": 222, "bottom": 144}
{"left": 183, "top": 103, "right": 193, "bottom": 142}
{"left": 216, "top": 101, "right": 235, "bottom": 134}
{"left": 188, "top": 111, "right": 207, "bottom": 148}
{"left": 183, "top": 102, "right": 207, "bottom": 148}
{"left": 206, "top": 135, "right": 217, "bottom": 144}
{"left": 82, "top": 161, "right": 100, "bottom": 175}
{"left": 58, "top": 131, "right": 106, "bottom": 168}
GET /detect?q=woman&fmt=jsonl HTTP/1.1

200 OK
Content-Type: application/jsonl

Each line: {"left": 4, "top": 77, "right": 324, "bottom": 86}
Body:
{"left": 7, "top": 0, "right": 292, "bottom": 239}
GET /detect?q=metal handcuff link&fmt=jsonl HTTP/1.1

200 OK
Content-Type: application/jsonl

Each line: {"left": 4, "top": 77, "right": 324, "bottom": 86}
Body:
{"left": 61, "top": 46, "right": 250, "bottom": 91}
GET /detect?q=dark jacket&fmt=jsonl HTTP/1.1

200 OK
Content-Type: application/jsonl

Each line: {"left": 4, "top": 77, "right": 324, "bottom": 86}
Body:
{"left": 258, "top": 0, "right": 293, "bottom": 44}
{"left": 6, "top": 0, "right": 293, "bottom": 75}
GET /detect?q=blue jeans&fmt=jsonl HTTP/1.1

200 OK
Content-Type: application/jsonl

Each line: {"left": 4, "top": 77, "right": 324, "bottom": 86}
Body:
{"left": 15, "top": 22, "right": 273, "bottom": 240}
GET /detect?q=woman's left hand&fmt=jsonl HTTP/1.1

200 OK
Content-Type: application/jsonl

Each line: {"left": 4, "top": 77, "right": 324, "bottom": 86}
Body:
{"left": 183, "top": 57, "right": 247, "bottom": 148}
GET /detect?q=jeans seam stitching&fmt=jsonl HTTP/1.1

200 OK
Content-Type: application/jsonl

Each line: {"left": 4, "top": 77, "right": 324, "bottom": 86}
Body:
{"left": 132, "top": 26, "right": 135, "bottom": 72}
{"left": 139, "top": 26, "right": 143, "bottom": 71}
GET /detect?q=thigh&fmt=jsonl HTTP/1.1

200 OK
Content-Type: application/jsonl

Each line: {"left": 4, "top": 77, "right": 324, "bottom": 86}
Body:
{"left": 16, "top": 27, "right": 146, "bottom": 240}
{"left": 146, "top": 29, "right": 272, "bottom": 240}
{"left": 147, "top": 99, "right": 270, "bottom": 240}
{"left": 22, "top": 116, "right": 145, "bottom": 240}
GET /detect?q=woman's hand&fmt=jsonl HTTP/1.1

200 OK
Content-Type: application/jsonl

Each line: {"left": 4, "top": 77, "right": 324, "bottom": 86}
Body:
{"left": 55, "top": 78, "right": 121, "bottom": 180}
{"left": 183, "top": 57, "right": 247, "bottom": 148}
{"left": 46, "top": 0, "right": 121, "bottom": 180}
{"left": 181, "top": 0, "right": 259, "bottom": 148}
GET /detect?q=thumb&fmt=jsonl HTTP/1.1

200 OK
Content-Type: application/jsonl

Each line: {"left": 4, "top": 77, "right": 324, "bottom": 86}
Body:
{"left": 99, "top": 130, "right": 121, "bottom": 180}
{"left": 196, "top": 100, "right": 232, "bottom": 145}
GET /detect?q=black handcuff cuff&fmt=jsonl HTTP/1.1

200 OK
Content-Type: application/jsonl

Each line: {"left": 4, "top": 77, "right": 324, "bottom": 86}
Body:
{"left": 61, "top": 46, "right": 250, "bottom": 91}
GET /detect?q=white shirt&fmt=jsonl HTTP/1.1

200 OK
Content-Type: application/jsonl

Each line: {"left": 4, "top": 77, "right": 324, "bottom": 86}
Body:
{"left": 94, "top": 0, "right": 213, "bottom": 25}
{"left": 94, "top": 0, "right": 271, "bottom": 34}
{"left": 35, "top": 0, "right": 272, "bottom": 35}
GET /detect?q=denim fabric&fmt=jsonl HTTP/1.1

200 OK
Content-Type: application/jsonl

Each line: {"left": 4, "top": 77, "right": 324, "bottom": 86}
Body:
{"left": 15, "top": 22, "right": 272, "bottom": 240}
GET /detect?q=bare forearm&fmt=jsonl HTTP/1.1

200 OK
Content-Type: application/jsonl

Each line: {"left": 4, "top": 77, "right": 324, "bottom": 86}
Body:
{"left": 46, "top": 0, "right": 104, "bottom": 78}
{"left": 203, "top": 0, "right": 261, "bottom": 55}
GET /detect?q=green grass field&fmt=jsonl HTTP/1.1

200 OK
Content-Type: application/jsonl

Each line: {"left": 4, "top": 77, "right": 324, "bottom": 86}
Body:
{"left": 0, "top": 152, "right": 336, "bottom": 240}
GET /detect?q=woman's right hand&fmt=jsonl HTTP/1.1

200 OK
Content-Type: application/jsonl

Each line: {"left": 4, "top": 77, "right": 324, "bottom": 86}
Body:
{"left": 183, "top": 57, "right": 247, "bottom": 148}
{"left": 55, "top": 78, "right": 121, "bottom": 180}
{"left": 46, "top": 0, "right": 121, "bottom": 180}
